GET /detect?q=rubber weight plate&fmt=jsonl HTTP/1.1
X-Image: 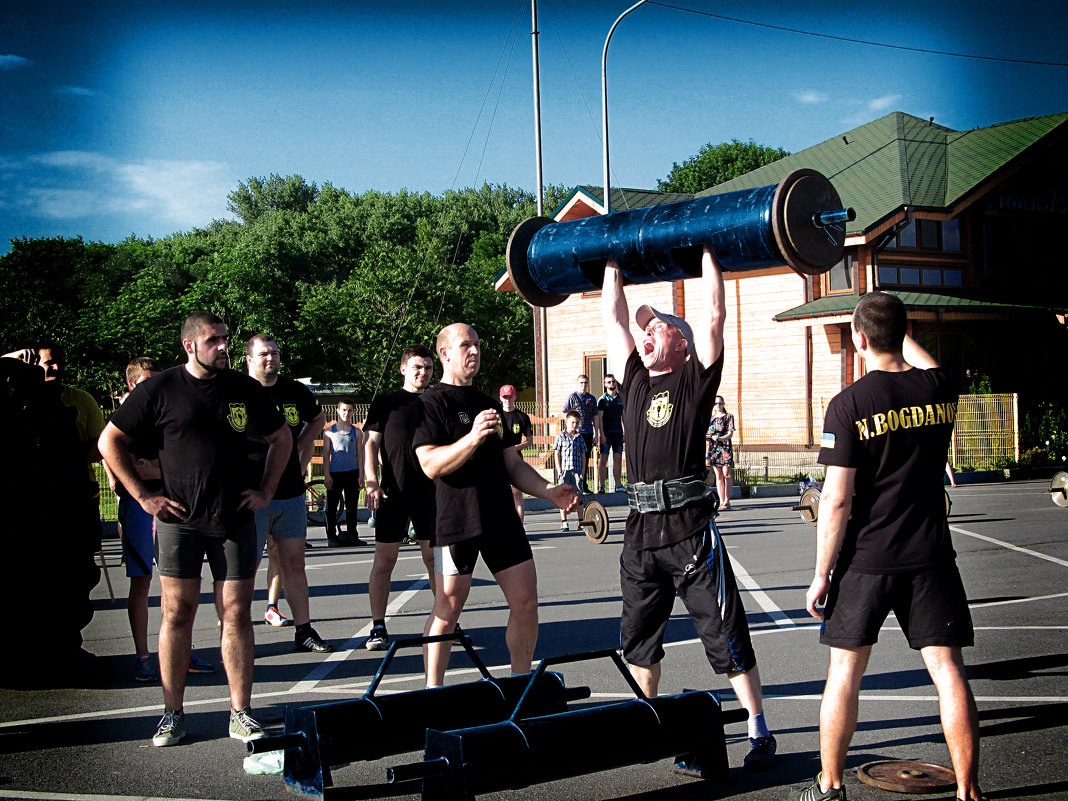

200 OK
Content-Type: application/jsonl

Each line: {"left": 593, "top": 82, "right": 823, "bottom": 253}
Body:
{"left": 857, "top": 760, "right": 955, "bottom": 793}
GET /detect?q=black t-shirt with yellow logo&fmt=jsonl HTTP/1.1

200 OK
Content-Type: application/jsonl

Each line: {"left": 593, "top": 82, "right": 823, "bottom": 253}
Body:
{"left": 110, "top": 366, "right": 285, "bottom": 536}
{"left": 411, "top": 383, "right": 521, "bottom": 547}
{"left": 620, "top": 348, "right": 724, "bottom": 551}
{"left": 248, "top": 376, "right": 321, "bottom": 501}
{"left": 818, "top": 367, "right": 957, "bottom": 574}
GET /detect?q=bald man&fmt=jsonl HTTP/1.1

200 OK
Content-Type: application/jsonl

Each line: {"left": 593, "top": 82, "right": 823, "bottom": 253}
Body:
{"left": 412, "top": 323, "right": 578, "bottom": 687}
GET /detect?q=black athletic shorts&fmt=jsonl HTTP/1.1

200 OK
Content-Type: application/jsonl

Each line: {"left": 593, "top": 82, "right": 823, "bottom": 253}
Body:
{"left": 375, "top": 491, "right": 435, "bottom": 544}
{"left": 619, "top": 523, "right": 756, "bottom": 674}
{"left": 820, "top": 561, "right": 974, "bottom": 649}
{"left": 156, "top": 520, "right": 259, "bottom": 581}
{"left": 435, "top": 528, "right": 534, "bottom": 576}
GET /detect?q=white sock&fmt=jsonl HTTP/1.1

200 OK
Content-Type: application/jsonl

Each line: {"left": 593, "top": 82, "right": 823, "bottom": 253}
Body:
{"left": 748, "top": 711, "right": 770, "bottom": 739}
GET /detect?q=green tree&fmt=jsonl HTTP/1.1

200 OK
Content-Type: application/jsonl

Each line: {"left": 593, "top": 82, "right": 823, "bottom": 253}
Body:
{"left": 658, "top": 139, "right": 790, "bottom": 193}
{"left": 227, "top": 174, "right": 320, "bottom": 224}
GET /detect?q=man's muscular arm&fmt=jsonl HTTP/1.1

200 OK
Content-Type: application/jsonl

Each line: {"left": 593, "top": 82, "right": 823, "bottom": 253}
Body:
{"left": 601, "top": 259, "right": 635, "bottom": 383}
{"left": 416, "top": 408, "right": 500, "bottom": 480}
{"left": 805, "top": 465, "right": 855, "bottom": 620}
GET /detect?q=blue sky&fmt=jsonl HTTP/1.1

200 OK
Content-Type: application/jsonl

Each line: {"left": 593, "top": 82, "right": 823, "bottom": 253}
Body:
{"left": 2, "top": 0, "right": 1066, "bottom": 253}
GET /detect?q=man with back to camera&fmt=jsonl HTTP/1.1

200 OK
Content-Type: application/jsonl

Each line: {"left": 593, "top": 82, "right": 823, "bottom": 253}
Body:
{"left": 602, "top": 245, "right": 777, "bottom": 775}
{"left": 98, "top": 312, "right": 291, "bottom": 747}
{"left": 362, "top": 344, "right": 438, "bottom": 651}
{"left": 791, "top": 291, "right": 984, "bottom": 801}
{"left": 596, "top": 373, "right": 625, "bottom": 493}
{"left": 245, "top": 334, "right": 332, "bottom": 654}
{"left": 499, "top": 384, "right": 533, "bottom": 523}
{"left": 412, "top": 323, "right": 578, "bottom": 687}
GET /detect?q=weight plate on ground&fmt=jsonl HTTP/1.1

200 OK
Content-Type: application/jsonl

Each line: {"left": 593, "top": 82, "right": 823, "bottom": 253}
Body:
{"left": 798, "top": 487, "right": 820, "bottom": 526}
{"left": 857, "top": 760, "right": 955, "bottom": 793}
{"left": 580, "top": 501, "right": 609, "bottom": 544}
{"left": 1050, "top": 471, "right": 1068, "bottom": 508}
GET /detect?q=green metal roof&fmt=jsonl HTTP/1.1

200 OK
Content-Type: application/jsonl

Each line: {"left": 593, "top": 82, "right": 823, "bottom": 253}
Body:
{"left": 552, "top": 186, "right": 693, "bottom": 218}
{"left": 697, "top": 111, "right": 1068, "bottom": 237}
{"left": 774, "top": 291, "right": 1068, "bottom": 322}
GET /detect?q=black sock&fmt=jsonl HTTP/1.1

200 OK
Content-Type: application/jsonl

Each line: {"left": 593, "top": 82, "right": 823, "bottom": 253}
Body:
{"left": 295, "top": 623, "right": 312, "bottom": 637}
{"left": 373, "top": 619, "right": 385, "bottom": 629}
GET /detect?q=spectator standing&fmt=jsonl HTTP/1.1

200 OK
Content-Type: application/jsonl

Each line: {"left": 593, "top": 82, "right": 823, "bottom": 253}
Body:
{"left": 245, "top": 335, "right": 332, "bottom": 653}
{"left": 98, "top": 312, "right": 291, "bottom": 747}
{"left": 499, "top": 384, "right": 533, "bottom": 522}
{"left": 553, "top": 410, "right": 587, "bottom": 531}
{"left": 705, "top": 395, "right": 736, "bottom": 510}
{"left": 323, "top": 397, "right": 367, "bottom": 546}
{"left": 412, "top": 323, "right": 577, "bottom": 687}
{"left": 562, "top": 374, "right": 598, "bottom": 487}
{"left": 596, "top": 373, "right": 625, "bottom": 493}
{"left": 363, "top": 345, "right": 438, "bottom": 652}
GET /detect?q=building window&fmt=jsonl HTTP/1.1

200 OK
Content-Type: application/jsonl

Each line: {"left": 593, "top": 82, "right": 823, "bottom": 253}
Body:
{"left": 824, "top": 255, "right": 853, "bottom": 294}
{"left": 878, "top": 265, "right": 963, "bottom": 288}
{"left": 885, "top": 218, "right": 962, "bottom": 252}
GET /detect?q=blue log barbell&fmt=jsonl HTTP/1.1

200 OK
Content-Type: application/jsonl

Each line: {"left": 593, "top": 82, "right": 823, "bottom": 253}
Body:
{"left": 505, "top": 168, "right": 855, "bottom": 307}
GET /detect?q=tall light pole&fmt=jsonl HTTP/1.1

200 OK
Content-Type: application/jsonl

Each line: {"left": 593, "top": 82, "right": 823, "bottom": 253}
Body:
{"left": 601, "top": 0, "right": 649, "bottom": 215}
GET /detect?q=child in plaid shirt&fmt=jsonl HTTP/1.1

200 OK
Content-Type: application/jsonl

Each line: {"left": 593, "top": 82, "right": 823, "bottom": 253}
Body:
{"left": 553, "top": 411, "right": 587, "bottom": 531}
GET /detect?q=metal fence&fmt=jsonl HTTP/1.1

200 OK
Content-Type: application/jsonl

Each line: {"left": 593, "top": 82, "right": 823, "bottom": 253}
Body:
{"left": 96, "top": 393, "right": 1018, "bottom": 520}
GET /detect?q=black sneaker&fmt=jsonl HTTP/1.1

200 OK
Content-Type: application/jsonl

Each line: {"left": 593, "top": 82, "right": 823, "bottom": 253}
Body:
{"left": 672, "top": 753, "right": 708, "bottom": 779}
{"left": 295, "top": 627, "right": 334, "bottom": 653}
{"left": 788, "top": 773, "right": 846, "bottom": 801}
{"left": 744, "top": 734, "right": 777, "bottom": 770}
{"left": 365, "top": 625, "right": 389, "bottom": 651}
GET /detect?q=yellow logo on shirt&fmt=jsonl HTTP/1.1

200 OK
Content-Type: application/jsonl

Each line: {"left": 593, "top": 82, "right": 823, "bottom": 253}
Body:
{"left": 512, "top": 423, "right": 521, "bottom": 435}
{"left": 282, "top": 403, "right": 300, "bottom": 426}
{"left": 646, "top": 391, "right": 673, "bottom": 428}
{"left": 227, "top": 403, "right": 248, "bottom": 432}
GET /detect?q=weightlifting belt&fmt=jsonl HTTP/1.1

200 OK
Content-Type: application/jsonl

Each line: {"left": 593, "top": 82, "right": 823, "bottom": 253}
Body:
{"left": 626, "top": 476, "right": 716, "bottom": 514}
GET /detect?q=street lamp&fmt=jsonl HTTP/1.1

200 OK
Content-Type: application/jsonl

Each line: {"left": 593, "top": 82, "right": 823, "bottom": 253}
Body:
{"left": 601, "top": 0, "right": 649, "bottom": 215}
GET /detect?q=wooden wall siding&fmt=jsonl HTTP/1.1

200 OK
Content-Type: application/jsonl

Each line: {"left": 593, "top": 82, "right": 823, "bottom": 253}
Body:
{"left": 543, "top": 268, "right": 827, "bottom": 446}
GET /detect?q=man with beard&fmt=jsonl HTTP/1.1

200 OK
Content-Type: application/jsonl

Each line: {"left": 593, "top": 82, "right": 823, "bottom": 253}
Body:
{"left": 412, "top": 323, "right": 578, "bottom": 687}
{"left": 99, "top": 312, "right": 291, "bottom": 747}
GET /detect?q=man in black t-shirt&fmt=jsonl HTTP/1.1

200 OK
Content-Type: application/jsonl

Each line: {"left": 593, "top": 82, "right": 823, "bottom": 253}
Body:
{"left": 796, "top": 292, "right": 983, "bottom": 801}
{"left": 499, "top": 383, "right": 533, "bottom": 522}
{"left": 363, "top": 344, "right": 437, "bottom": 652}
{"left": 246, "top": 335, "right": 332, "bottom": 654}
{"left": 603, "top": 246, "right": 776, "bottom": 774}
{"left": 99, "top": 312, "right": 291, "bottom": 749}
{"left": 412, "top": 323, "right": 577, "bottom": 688}
{"left": 595, "top": 373, "right": 625, "bottom": 493}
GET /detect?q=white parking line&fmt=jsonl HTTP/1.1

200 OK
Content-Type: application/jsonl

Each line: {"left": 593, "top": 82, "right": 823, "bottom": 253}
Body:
{"left": 951, "top": 525, "right": 1068, "bottom": 568}
{"left": 0, "top": 793, "right": 233, "bottom": 801}
{"left": 729, "top": 551, "right": 797, "bottom": 628}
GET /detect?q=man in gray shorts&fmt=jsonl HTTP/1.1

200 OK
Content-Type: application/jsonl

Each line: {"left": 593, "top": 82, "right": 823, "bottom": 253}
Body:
{"left": 99, "top": 312, "right": 291, "bottom": 748}
{"left": 245, "top": 334, "right": 332, "bottom": 653}
{"left": 795, "top": 292, "right": 984, "bottom": 801}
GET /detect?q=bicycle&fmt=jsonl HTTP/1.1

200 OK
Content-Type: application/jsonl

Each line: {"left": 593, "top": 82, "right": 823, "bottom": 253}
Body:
{"left": 304, "top": 479, "right": 344, "bottom": 527}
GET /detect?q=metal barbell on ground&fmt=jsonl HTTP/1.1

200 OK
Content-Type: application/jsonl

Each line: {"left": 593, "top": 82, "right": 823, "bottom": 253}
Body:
{"left": 792, "top": 487, "right": 952, "bottom": 526}
{"left": 386, "top": 649, "right": 748, "bottom": 800}
{"left": 248, "top": 632, "right": 590, "bottom": 800}
{"left": 1050, "top": 471, "right": 1068, "bottom": 507}
{"left": 505, "top": 168, "right": 854, "bottom": 307}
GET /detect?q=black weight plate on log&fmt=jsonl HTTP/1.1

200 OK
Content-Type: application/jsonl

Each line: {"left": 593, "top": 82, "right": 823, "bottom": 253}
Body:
{"left": 857, "top": 760, "right": 955, "bottom": 793}
{"left": 581, "top": 501, "right": 609, "bottom": 544}
{"left": 1050, "top": 471, "right": 1068, "bottom": 508}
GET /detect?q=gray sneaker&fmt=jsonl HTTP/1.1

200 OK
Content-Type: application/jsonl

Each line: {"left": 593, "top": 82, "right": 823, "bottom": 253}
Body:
{"left": 228, "top": 707, "right": 265, "bottom": 742}
{"left": 151, "top": 708, "right": 185, "bottom": 747}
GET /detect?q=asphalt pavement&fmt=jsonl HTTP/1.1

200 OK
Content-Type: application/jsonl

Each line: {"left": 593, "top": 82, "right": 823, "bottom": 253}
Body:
{"left": 1, "top": 479, "right": 1066, "bottom": 801}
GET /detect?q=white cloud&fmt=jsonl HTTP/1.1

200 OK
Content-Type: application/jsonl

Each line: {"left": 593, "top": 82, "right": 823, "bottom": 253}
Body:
{"left": 0, "top": 54, "right": 32, "bottom": 70}
{"left": 54, "top": 85, "right": 98, "bottom": 97}
{"left": 5, "top": 150, "right": 237, "bottom": 230}
{"left": 793, "top": 90, "right": 828, "bottom": 104}
{"left": 868, "top": 94, "right": 902, "bottom": 112}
